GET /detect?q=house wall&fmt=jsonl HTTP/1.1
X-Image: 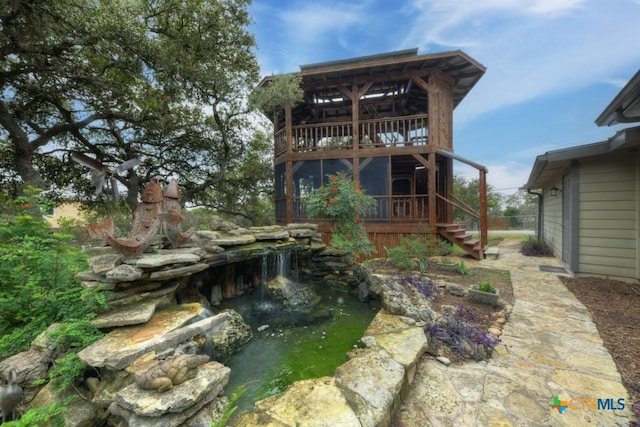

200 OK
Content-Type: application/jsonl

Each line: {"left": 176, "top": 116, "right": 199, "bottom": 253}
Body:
{"left": 577, "top": 153, "right": 638, "bottom": 278}
{"left": 45, "top": 202, "right": 86, "bottom": 229}
{"left": 542, "top": 184, "right": 563, "bottom": 258}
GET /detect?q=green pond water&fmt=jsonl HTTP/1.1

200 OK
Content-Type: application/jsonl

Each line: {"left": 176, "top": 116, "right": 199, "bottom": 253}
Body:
{"left": 219, "top": 281, "right": 380, "bottom": 413}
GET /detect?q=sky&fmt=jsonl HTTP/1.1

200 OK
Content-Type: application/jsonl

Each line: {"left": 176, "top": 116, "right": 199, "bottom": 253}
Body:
{"left": 248, "top": 0, "right": 640, "bottom": 195}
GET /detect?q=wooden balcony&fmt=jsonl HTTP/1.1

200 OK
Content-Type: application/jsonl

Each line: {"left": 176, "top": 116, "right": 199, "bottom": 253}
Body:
{"left": 275, "top": 114, "right": 429, "bottom": 158}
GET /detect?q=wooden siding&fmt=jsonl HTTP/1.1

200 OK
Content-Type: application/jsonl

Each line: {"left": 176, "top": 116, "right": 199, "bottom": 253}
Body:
{"left": 577, "top": 154, "right": 638, "bottom": 278}
{"left": 542, "top": 185, "right": 563, "bottom": 258}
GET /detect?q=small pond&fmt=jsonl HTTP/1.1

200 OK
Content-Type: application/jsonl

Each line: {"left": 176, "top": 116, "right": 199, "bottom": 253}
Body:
{"left": 219, "top": 280, "right": 380, "bottom": 413}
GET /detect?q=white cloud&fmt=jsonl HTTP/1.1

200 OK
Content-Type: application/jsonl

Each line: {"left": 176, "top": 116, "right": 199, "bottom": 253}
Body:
{"left": 455, "top": 160, "right": 532, "bottom": 195}
{"left": 400, "top": 0, "right": 640, "bottom": 123}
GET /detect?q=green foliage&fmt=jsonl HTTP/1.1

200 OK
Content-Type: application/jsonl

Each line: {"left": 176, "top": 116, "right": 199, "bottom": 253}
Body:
{"left": 210, "top": 385, "right": 247, "bottom": 427}
{"left": 520, "top": 235, "right": 554, "bottom": 257}
{"left": 453, "top": 175, "right": 502, "bottom": 218}
{"left": 0, "top": 198, "right": 104, "bottom": 359}
{"left": 476, "top": 282, "right": 496, "bottom": 293}
{"left": 438, "top": 239, "right": 454, "bottom": 256}
{"left": 2, "top": 397, "right": 73, "bottom": 427}
{"left": 455, "top": 261, "right": 469, "bottom": 276}
{"left": 250, "top": 74, "right": 305, "bottom": 115}
{"left": 306, "top": 173, "right": 376, "bottom": 257}
{"left": 384, "top": 245, "right": 414, "bottom": 271}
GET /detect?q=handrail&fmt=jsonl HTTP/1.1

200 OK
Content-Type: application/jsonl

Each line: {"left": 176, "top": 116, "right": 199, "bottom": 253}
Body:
{"left": 436, "top": 193, "right": 480, "bottom": 220}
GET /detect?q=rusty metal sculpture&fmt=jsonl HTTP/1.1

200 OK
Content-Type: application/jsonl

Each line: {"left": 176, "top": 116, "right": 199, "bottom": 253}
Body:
{"left": 86, "top": 179, "right": 195, "bottom": 258}
{"left": 86, "top": 180, "right": 164, "bottom": 258}
{"left": 162, "top": 179, "right": 196, "bottom": 248}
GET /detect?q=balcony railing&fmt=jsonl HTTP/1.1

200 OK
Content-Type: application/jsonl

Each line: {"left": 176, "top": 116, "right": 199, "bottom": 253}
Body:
{"left": 275, "top": 114, "right": 429, "bottom": 156}
{"left": 292, "top": 195, "right": 430, "bottom": 223}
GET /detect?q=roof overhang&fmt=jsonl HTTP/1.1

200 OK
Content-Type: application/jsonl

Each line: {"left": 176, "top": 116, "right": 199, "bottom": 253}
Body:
{"left": 257, "top": 49, "right": 486, "bottom": 111}
{"left": 524, "top": 125, "right": 640, "bottom": 190}
{"left": 595, "top": 69, "right": 640, "bottom": 126}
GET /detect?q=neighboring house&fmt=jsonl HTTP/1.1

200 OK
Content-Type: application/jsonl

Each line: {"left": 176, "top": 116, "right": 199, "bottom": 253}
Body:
{"left": 256, "top": 49, "right": 490, "bottom": 259}
{"left": 524, "top": 69, "right": 640, "bottom": 279}
{"left": 45, "top": 202, "right": 86, "bottom": 229}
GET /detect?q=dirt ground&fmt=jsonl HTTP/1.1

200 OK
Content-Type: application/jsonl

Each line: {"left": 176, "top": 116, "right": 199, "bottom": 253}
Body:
{"left": 560, "top": 275, "right": 640, "bottom": 422}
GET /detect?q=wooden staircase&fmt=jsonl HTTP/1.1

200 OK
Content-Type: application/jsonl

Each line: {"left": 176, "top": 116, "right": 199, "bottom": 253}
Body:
{"left": 437, "top": 223, "right": 484, "bottom": 260}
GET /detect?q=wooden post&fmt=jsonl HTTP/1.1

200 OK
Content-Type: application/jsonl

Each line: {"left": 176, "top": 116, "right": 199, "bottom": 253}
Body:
{"left": 285, "top": 105, "right": 293, "bottom": 223}
{"left": 479, "top": 169, "right": 488, "bottom": 248}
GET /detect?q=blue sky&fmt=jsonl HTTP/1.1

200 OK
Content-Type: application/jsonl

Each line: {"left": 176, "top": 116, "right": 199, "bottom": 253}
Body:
{"left": 248, "top": 0, "right": 640, "bottom": 194}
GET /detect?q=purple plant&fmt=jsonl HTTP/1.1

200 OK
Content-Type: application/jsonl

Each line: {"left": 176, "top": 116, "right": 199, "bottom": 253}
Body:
{"left": 426, "top": 303, "right": 501, "bottom": 360}
{"left": 401, "top": 275, "right": 437, "bottom": 300}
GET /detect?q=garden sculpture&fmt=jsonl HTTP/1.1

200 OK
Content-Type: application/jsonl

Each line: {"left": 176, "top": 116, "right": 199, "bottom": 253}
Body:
{"left": 135, "top": 354, "right": 209, "bottom": 392}
{"left": 70, "top": 151, "right": 141, "bottom": 203}
{"left": 0, "top": 369, "right": 22, "bottom": 422}
{"left": 86, "top": 180, "right": 164, "bottom": 258}
{"left": 162, "top": 179, "right": 196, "bottom": 248}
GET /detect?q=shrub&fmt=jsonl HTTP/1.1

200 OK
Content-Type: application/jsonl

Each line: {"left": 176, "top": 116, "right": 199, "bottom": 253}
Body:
{"left": 520, "top": 235, "right": 554, "bottom": 257}
{"left": 401, "top": 275, "right": 437, "bottom": 300}
{"left": 306, "top": 173, "right": 376, "bottom": 257}
{"left": 476, "top": 282, "right": 496, "bottom": 293}
{"left": 427, "top": 304, "right": 500, "bottom": 360}
{"left": 385, "top": 245, "right": 414, "bottom": 271}
{"left": 455, "top": 261, "right": 469, "bottom": 275}
{"left": 0, "top": 194, "right": 105, "bottom": 359}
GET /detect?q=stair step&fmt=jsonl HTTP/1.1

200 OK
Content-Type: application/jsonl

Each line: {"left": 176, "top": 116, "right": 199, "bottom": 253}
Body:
{"left": 484, "top": 247, "right": 499, "bottom": 260}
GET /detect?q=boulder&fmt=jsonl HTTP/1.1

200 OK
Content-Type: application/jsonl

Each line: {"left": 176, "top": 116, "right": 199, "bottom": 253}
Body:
{"left": 105, "top": 264, "right": 144, "bottom": 282}
{"left": 250, "top": 225, "right": 289, "bottom": 240}
{"left": 207, "top": 309, "right": 252, "bottom": 360}
{"left": 131, "top": 252, "right": 203, "bottom": 269}
{"left": 109, "top": 362, "right": 230, "bottom": 427}
{"left": 78, "top": 308, "right": 232, "bottom": 370}
{"left": 267, "top": 275, "right": 315, "bottom": 308}
{"left": 88, "top": 253, "right": 122, "bottom": 275}
{"left": 240, "top": 377, "right": 360, "bottom": 427}
{"left": 334, "top": 349, "right": 405, "bottom": 427}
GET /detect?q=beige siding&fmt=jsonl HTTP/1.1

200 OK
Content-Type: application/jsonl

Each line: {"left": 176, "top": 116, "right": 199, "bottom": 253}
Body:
{"left": 543, "top": 182, "right": 563, "bottom": 258}
{"left": 577, "top": 154, "right": 638, "bottom": 278}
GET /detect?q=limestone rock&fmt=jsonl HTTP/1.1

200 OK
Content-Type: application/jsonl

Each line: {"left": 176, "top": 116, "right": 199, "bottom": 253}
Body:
{"left": 105, "top": 264, "right": 144, "bottom": 282}
{"left": 250, "top": 225, "right": 289, "bottom": 240}
{"left": 196, "top": 230, "right": 256, "bottom": 246}
{"left": 335, "top": 349, "right": 405, "bottom": 427}
{"left": 110, "top": 362, "right": 230, "bottom": 426}
{"left": 267, "top": 275, "right": 314, "bottom": 308}
{"left": 249, "top": 377, "right": 360, "bottom": 427}
{"left": 78, "top": 309, "right": 232, "bottom": 370}
{"left": 149, "top": 263, "right": 209, "bottom": 280}
{"left": 91, "top": 299, "right": 159, "bottom": 329}
{"left": 88, "top": 253, "right": 122, "bottom": 275}
{"left": 208, "top": 309, "right": 252, "bottom": 360}
{"left": 132, "top": 252, "right": 203, "bottom": 269}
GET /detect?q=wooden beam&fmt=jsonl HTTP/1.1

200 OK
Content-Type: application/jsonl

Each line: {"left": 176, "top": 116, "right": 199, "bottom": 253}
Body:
{"left": 412, "top": 154, "right": 430, "bottom": 170}
{"left": 411, "top": 76, "right": 429, "bottom": 92}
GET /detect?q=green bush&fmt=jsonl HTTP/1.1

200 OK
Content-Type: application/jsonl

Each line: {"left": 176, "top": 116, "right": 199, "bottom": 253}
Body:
{"left": 520, "top": 235, "right": 554, "bottom": 257}
{"left": 306, "top": 173, "right": 376, "bottom": 257}
{"left": 476, "top": 282, "right": 496, "bottom": 293}
{"left": 384, "top": 245, "right": 414, "bottom": 271}
{"left": 0, "top": 194, "right": 105, "bottom": 359}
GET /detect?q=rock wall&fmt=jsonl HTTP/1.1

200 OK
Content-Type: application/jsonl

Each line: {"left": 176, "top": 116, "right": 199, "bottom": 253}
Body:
{"left": 0, "top": 218, "right": 438, "bottom": 426}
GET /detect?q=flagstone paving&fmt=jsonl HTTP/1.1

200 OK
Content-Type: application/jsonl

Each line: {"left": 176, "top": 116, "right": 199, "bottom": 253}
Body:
{"left": 394, "top": 240, "right": 632, "bottom": 426}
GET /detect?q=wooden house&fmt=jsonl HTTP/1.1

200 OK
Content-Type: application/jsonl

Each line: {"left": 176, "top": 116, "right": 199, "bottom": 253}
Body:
{"left": 257, "top": 49, "right": 489, "bottom": 259}
{"left": 524, "top": 69, "right": 640, "bottom": 279}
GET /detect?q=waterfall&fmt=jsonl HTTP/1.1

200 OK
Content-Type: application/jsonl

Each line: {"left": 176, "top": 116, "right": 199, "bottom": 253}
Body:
{"left": 276, "top": 248, "right": 290, "bottom": 277}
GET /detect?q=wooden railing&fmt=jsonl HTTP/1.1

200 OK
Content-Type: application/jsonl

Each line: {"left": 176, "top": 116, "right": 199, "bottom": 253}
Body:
{"left": 275, "top": 114, "right": 429, "bottom": 155}
{"left": 292, "top": 195, "right": 429, "bottom": 222}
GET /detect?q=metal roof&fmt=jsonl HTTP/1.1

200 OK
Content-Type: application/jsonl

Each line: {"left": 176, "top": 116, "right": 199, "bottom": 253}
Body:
{"left": 595, "top": 69, "right": 640, "bottom": 126}
{"left": 524, "top": 126, "right": 640, "bottom": 190}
